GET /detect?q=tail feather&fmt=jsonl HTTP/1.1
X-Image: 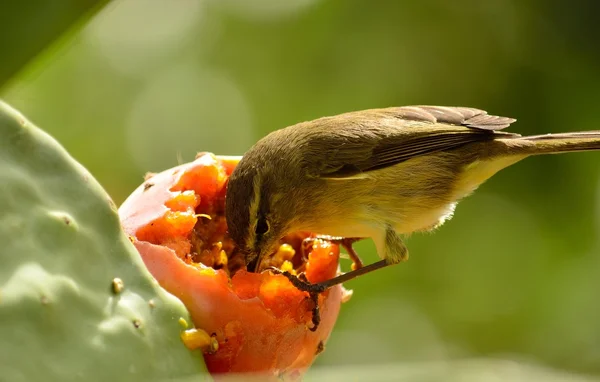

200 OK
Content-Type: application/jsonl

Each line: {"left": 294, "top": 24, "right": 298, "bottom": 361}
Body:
{"left": 515, "top": 131, "right": 600, "bottom": 155}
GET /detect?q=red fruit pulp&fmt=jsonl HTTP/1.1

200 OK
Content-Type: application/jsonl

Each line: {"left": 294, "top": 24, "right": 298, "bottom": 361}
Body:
{"left": 119, "top": 153, "right": 350, "bottom": 380}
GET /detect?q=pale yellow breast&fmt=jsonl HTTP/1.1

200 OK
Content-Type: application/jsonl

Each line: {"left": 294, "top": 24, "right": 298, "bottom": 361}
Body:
{"left": 301, "top": 154, "right": 527, "bottom": 240}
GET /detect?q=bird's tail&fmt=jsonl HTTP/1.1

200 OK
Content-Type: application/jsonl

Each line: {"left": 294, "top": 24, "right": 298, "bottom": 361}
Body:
{"left": 511, "top": 131, "right": 600, "bottom": 155}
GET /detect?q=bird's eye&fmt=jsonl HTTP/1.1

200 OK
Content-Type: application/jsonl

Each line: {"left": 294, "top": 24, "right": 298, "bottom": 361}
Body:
{"left": 255, "top": 217, "right": 270, "bottom": 236}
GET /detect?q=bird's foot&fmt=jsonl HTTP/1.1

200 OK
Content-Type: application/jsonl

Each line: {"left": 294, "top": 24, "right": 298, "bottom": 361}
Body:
{"left": 268, "top": 236, "right": 367, "bottom": 331}
{"left": 267, "top": 267, "right": 324, "bottom": 331}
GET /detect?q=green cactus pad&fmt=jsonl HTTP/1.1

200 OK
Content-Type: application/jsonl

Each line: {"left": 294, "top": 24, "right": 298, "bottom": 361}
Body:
{"left": 0, "top": 101, "right": 208, "bottom": 381}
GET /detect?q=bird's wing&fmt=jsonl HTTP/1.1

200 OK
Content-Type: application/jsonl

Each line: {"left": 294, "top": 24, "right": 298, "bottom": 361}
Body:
{"left": 305, "top": 106, "right": 519, "bottom": 178}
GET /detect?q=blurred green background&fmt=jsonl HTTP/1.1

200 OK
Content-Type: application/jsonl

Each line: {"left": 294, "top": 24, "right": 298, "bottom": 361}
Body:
{"left": 2, "top": 0, "right": 599, "bottom": 378}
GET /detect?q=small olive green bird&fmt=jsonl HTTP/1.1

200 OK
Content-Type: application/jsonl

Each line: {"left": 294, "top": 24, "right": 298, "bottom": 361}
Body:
{"left": 225, "top": 106, "right": 600, "bottom": 291}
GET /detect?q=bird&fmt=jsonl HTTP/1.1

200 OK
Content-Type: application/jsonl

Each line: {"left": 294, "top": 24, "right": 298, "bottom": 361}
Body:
{"left": 225, "top": 105, "right": 600, "bottom": 292}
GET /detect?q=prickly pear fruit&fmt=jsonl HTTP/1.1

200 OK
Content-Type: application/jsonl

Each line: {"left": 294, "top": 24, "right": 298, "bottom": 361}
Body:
{"left": 0, "top": 101, "right": 208, "bottom": 381}
{"left": 119, "top": 153, "right": 352, "bottom": 380}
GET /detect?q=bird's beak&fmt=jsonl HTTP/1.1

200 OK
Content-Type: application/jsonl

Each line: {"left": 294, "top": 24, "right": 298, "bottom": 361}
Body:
{"left": 251, "top": 240, "right": 279, "bottom": 273}
{"left": 242, "top": 247, "right": 267, "bottom": 273}
{"left": 253, "top": 248, "right": 270, "bottom": 272}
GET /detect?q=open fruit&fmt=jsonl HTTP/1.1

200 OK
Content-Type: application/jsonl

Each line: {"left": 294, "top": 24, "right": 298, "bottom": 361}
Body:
{"left": 118, "top": 153, "right": 350, "bottom": 380}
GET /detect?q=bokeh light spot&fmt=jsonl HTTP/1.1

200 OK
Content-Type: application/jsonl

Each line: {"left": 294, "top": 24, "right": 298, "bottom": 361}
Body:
{"left": 87, "top": 0, "right": 204, "bottom": 79}
{"left": 319, "top": 297, "right": 446, "bottom": 365}
{"left": 209, "top": 0, "right": 320, "bottom": 21}
{"left": 127, "top": 64, "right": 254, "bottom": 172}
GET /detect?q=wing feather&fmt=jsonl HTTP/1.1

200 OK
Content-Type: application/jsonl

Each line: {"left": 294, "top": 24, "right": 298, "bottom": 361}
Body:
{"left": 302, "top": 106, "right": 518, "bottom": 178}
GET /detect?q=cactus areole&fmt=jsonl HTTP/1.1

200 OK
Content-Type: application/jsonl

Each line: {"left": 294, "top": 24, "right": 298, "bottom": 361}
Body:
{"left": 0, "top": 101, "right": 208, "bottom": 381}
{"left": 118, "top": 153, "right": 350, "bottom": 379}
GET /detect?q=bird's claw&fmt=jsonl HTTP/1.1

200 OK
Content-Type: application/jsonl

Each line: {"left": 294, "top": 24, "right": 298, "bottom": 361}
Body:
{"left": 267, "top": 266, "right": 323, "bottom": 331}
{"left": 266, "top": 267, "right": 326, "bottom": 293}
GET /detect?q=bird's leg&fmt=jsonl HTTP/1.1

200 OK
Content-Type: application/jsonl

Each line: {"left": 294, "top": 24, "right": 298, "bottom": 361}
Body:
{"left": 270, "top": 229, "right": 408, "bottom": 331}
{"left": 283, "top": 229, "right": 408, "bottom": 293}
{"left": 302, "top": 235, "right": 365, "bottom": 270}
{"left": 268, "top": 259, "right": 392, "bottom": 332}
{"left": 269, "top": 260, "right": 392, "bottom": 331}
{"left": 267, "top": 266, "right": 322, "bottom": 331}
{"left": 308, "top": 228, "right": 409, "bottom": 289}
{"left": 339, "top": 237, "right": 364, "bottom": 270}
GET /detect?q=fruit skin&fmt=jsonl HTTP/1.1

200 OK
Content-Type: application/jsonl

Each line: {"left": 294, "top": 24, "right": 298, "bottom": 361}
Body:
{"left": 0, "top": 101, "right": 208, "bottom": 381}
{"left": 135, "top": 240, "right": 343, "bottom": 376}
